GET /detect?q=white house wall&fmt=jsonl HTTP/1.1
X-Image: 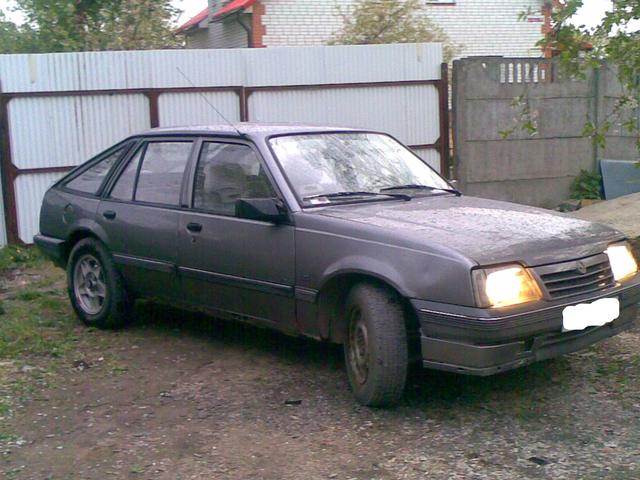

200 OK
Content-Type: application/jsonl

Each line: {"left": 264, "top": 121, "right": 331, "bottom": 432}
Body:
{"left": 260, "top": 0, "right": 545, "bottom": 57}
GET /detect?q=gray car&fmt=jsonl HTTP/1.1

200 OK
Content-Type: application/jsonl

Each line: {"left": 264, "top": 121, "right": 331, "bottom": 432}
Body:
{"left": 35, "top": 124, "right": 640, "bottom": 407}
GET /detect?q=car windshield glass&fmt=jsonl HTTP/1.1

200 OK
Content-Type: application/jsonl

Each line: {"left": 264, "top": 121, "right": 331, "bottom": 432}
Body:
{"left": 269, "top": 133, "right": 451, "bottom": 205}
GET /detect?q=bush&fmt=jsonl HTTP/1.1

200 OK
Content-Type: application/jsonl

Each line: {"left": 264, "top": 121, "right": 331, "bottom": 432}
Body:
{"left": 570, "top": 170, "right": 602, "bottom": 200}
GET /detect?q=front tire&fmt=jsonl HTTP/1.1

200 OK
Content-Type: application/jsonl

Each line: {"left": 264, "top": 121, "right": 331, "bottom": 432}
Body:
{"left": 67, "top": 238, "right": 132, "bottom": 329}
{"left": 343, "top": 283, "right": 408, "bottom": 407}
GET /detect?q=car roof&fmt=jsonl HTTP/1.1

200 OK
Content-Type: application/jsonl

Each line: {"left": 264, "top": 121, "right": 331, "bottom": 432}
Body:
{"left": 139, "top": 123, "right": 370, "bottom": 140}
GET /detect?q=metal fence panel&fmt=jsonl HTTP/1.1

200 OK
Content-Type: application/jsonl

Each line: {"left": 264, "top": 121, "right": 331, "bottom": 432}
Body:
{"left": 412, "top": 148, "right": 441, "bottom": 172}
{"left": 248, "top": 85, "right": 440, "bottom": 146}
{"left": 243, "top": 43, "right": 442, "bottom": 86}
{"left": 9, "top": 94, "right": 149, "bottom": 169}
{"left": 158, "top": 92, "right": 240, "bottom": 127}
{"left": 0, "top": 49, "right": 247, "bottom": 92}
{"left": 15, "top": 172, "right": 66, "bottom": 242}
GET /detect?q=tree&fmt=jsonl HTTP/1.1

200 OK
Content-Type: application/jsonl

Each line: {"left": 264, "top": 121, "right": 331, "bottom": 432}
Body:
{"left": 543, "top": 0, "right": 640, "bottom": 152}
{"left": 0, "top": 0, "right": 182, "bottom": 53}
{"left": 329, "top": 0, "right": 459, "bottom": 61}
{"left": 0, "top": 11, "right": 40, "bottom": 53}
{"left": 510, "top": 1, "right": 640, "bottom": 153}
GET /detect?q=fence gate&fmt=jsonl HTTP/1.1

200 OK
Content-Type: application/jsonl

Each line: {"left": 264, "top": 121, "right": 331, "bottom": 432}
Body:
{"left": 0, "top": 43, "right": 449, "bottom": 245}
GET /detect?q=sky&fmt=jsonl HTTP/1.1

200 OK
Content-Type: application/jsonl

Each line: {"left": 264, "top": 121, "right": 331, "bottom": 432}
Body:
{"left": 0, "top": 0, "right": 625, "bottom": 31}
{"left": 173, "top": 0, "right": 208, "bottom": 26}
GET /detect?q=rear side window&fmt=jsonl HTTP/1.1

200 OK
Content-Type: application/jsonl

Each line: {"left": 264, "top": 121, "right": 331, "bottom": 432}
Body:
{"left": 135, "top": 142, "right": 193, "bottom": 206}
{"left": 107, "top": 141, "right": 193, "bottom": 205}
{"left": 109, "top": 147, "right": 144, "bottom": 201}
{"left": 65, "top": 144, "right": 130, "bottom": 194}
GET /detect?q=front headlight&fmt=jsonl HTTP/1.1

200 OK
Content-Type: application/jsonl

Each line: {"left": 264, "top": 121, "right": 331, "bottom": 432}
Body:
{"left": 472, "top": 264, "right": 543, "bottom": 308}
{"left": 605, "top": 242, "right": 638, "bottom": 282}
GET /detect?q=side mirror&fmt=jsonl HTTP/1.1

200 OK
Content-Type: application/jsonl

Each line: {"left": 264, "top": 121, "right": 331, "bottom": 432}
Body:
{"left": 235, "top": 198, "right": 288, "bottom": 224}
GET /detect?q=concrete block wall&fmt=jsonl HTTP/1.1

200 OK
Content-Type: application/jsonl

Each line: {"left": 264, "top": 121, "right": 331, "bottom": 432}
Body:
{"left": 599, "top": 65, "right": 640, "bottom": 162}
{"left": 453, "top": 57, "right": 638, "bottom": 208}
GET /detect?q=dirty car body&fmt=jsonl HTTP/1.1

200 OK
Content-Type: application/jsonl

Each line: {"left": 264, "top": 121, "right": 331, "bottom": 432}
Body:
{"left": 35, "top": 124, "right": 640, "bottom": 407}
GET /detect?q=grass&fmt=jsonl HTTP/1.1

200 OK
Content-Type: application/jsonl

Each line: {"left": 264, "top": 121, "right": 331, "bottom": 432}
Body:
{"left": 0, "top": 266, "right": 76, "bottom": 359}
{"left": 0, "top": 244, "right": 74, "bottom": 359}
{"left": 0, "top": 246, "right": 76, "bottom": 427}
{"left": 0, "top": 245, "right": 45, "bottom": 273}
{"left": 0, "top": 296, "right": 75, "bottom": 359}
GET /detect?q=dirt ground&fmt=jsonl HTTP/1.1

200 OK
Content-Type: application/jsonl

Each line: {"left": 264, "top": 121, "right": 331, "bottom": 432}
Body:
{"left": 572, "top": 192, "right": 640, "bottom": 239}
{"left": 2, "top": 264, "right": 640, "bottom": 480}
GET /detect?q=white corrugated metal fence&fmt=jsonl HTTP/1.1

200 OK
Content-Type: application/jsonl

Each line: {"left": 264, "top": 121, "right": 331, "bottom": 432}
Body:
{"left": 0, "top": 43, "right": 446, "bottom": 244}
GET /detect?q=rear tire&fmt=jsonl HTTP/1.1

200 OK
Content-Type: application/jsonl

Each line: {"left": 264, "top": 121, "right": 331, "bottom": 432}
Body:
{"left": 343, "top": 283, "right": 408, "bottom": 407}
{"left": 67, "top": 238, "right": 133, "bottom": 329}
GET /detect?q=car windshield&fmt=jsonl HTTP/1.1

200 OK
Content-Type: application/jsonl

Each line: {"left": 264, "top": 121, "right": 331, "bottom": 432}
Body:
{"left": 269, "top": 132, "right": 451, "bottom": 205}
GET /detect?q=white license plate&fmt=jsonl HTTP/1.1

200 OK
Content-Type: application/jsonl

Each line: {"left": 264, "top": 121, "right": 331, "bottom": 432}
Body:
{"left": 562, "top": 297, "right": 620, "bottom": 332}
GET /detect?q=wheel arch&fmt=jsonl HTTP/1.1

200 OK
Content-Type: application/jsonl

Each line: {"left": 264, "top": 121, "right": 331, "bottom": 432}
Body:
{"left": 316, "top": 270, "right": 419, "bottom": 347}
{"left": 64, "top": 222, "right": 109, "bottom": 263}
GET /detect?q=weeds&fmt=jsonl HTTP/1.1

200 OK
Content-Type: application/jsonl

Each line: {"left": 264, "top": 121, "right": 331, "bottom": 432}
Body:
{"left": 0, "top": 287, "right": 76, "bottom": 359}
{"left": 0, "top": 245, "right": 44, "bottom": 273}
{"left": 570, "top": 169, "right": 603, "bottom": 200}
{"left": 0, "top": 258, "right": 75, "bottom": 423}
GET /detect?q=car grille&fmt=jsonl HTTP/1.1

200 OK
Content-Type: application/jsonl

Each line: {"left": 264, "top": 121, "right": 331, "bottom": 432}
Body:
{"left": 534, "top": 253, "right": 615, "bottom": 300}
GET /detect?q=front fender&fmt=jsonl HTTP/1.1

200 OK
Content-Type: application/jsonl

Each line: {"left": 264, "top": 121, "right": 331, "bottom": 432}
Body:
{"left": 319, "top": 255, "right": 411, "bottom": 298}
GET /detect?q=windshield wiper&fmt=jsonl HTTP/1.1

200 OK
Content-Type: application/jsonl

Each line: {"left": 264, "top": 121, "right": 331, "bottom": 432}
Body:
{"left": 304, "top": 191, "right": 410, "bottom": 202}
{"left": 380, "top": 184, "right": 461, "bottom": 196}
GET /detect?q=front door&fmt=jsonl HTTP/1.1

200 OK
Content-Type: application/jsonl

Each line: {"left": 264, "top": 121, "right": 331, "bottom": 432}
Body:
{"left": 177, "top": 140, "right": 296, "bottom": 333}
{"left": 97, "top": 139, "right": 195, "bottom": 301}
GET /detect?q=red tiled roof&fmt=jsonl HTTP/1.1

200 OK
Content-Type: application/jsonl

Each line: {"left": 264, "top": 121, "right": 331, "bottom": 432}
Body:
{"left": 176, "top": 7, "right": 209, "bottom": 33}
{"left": 212, "top": 0, "right": 256, "bottom": 19}
{"left": 176, "top": 0, "right": 257, "bottom": 33}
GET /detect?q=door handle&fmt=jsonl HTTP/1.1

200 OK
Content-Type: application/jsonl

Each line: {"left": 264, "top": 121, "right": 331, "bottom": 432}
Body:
{"left": 186, "top": 222, "right": 203, "bottom": 233}
{"left": 103, "top": 210, "right": 116, "bottom": 220}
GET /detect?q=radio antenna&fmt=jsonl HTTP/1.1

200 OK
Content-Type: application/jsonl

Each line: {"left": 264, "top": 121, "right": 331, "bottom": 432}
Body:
{"left": 175, "top": 66, "right": 244, "bottom": 137}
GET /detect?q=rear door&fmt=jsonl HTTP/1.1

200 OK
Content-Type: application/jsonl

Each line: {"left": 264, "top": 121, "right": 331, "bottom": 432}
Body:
{"left": 97, "top": 138, "right": 195, "bottom": 301}
{"left": 177, "top": 139, "right": 297, "bottom": 333}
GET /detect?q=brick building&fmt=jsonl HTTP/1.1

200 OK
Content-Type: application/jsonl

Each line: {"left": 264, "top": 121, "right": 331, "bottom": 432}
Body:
{"left": 177, "top": 0, "right": 550, "bottom": 58}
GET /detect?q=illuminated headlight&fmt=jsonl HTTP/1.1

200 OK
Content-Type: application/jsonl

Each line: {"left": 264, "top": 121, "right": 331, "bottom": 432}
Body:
{"left": 472, "top": 265, "right": 543, "bottom": 308}
{"left": 605, "top": 242, "right": 638, "bottom": 282}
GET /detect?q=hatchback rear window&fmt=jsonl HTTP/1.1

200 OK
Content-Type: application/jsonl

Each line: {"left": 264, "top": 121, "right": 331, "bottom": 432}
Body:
{"left": 65, "top": 144, "right": 130, "bottom": 194}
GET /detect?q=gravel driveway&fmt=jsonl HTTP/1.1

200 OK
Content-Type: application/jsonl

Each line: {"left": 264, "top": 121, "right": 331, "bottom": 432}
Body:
{"left": 2, "top": 291, "right": 640, "bottom": 480}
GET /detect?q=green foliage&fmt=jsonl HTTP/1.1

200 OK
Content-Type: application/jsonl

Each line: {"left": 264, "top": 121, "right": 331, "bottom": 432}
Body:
{"left": 499, "top": 94, "right": 539, "bottom": 139}
{"left": 540, "top": 0, "right": 640, "bottom": 155}
{"left": 0, "top": 11, "right": 39, "bottom": 53}
{"left": 329, "top": 0, "right": 459, "bottom": 61}
{"left": 570, "top": 169, "right": 602, "bottom": 200}
{"left": 0, "top": 245, "right": 44, "bottom": 273}
{"left": 0, "top": 266, "right": 75, "bottom": 360}
{"left": 0, "top": 0, "right": 183, "bottom": 53}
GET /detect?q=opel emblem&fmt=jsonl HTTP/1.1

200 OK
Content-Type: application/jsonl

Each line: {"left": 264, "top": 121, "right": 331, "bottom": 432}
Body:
{"left": 576, "top": 261, "right": 588, "bottom": 274}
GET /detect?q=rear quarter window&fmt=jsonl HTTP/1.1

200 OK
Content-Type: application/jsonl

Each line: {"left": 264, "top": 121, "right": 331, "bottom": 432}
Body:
{"left": 64, "top": 143, "right": 131, "bottom": 194}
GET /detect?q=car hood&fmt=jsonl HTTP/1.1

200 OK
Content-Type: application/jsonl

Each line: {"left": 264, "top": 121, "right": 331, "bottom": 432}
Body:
{"left": 312, "top": 195, "right": 624, "bottom": 266}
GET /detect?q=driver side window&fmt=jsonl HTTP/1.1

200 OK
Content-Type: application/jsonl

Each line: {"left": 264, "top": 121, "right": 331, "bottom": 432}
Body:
{"left": 192, "top": 142, "right": 275, "bottom": 216}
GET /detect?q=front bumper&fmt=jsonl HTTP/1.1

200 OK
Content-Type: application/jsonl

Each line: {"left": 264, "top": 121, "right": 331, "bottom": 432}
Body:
{"left": 413, "top": 278, "right": 640, "bottom": 376}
